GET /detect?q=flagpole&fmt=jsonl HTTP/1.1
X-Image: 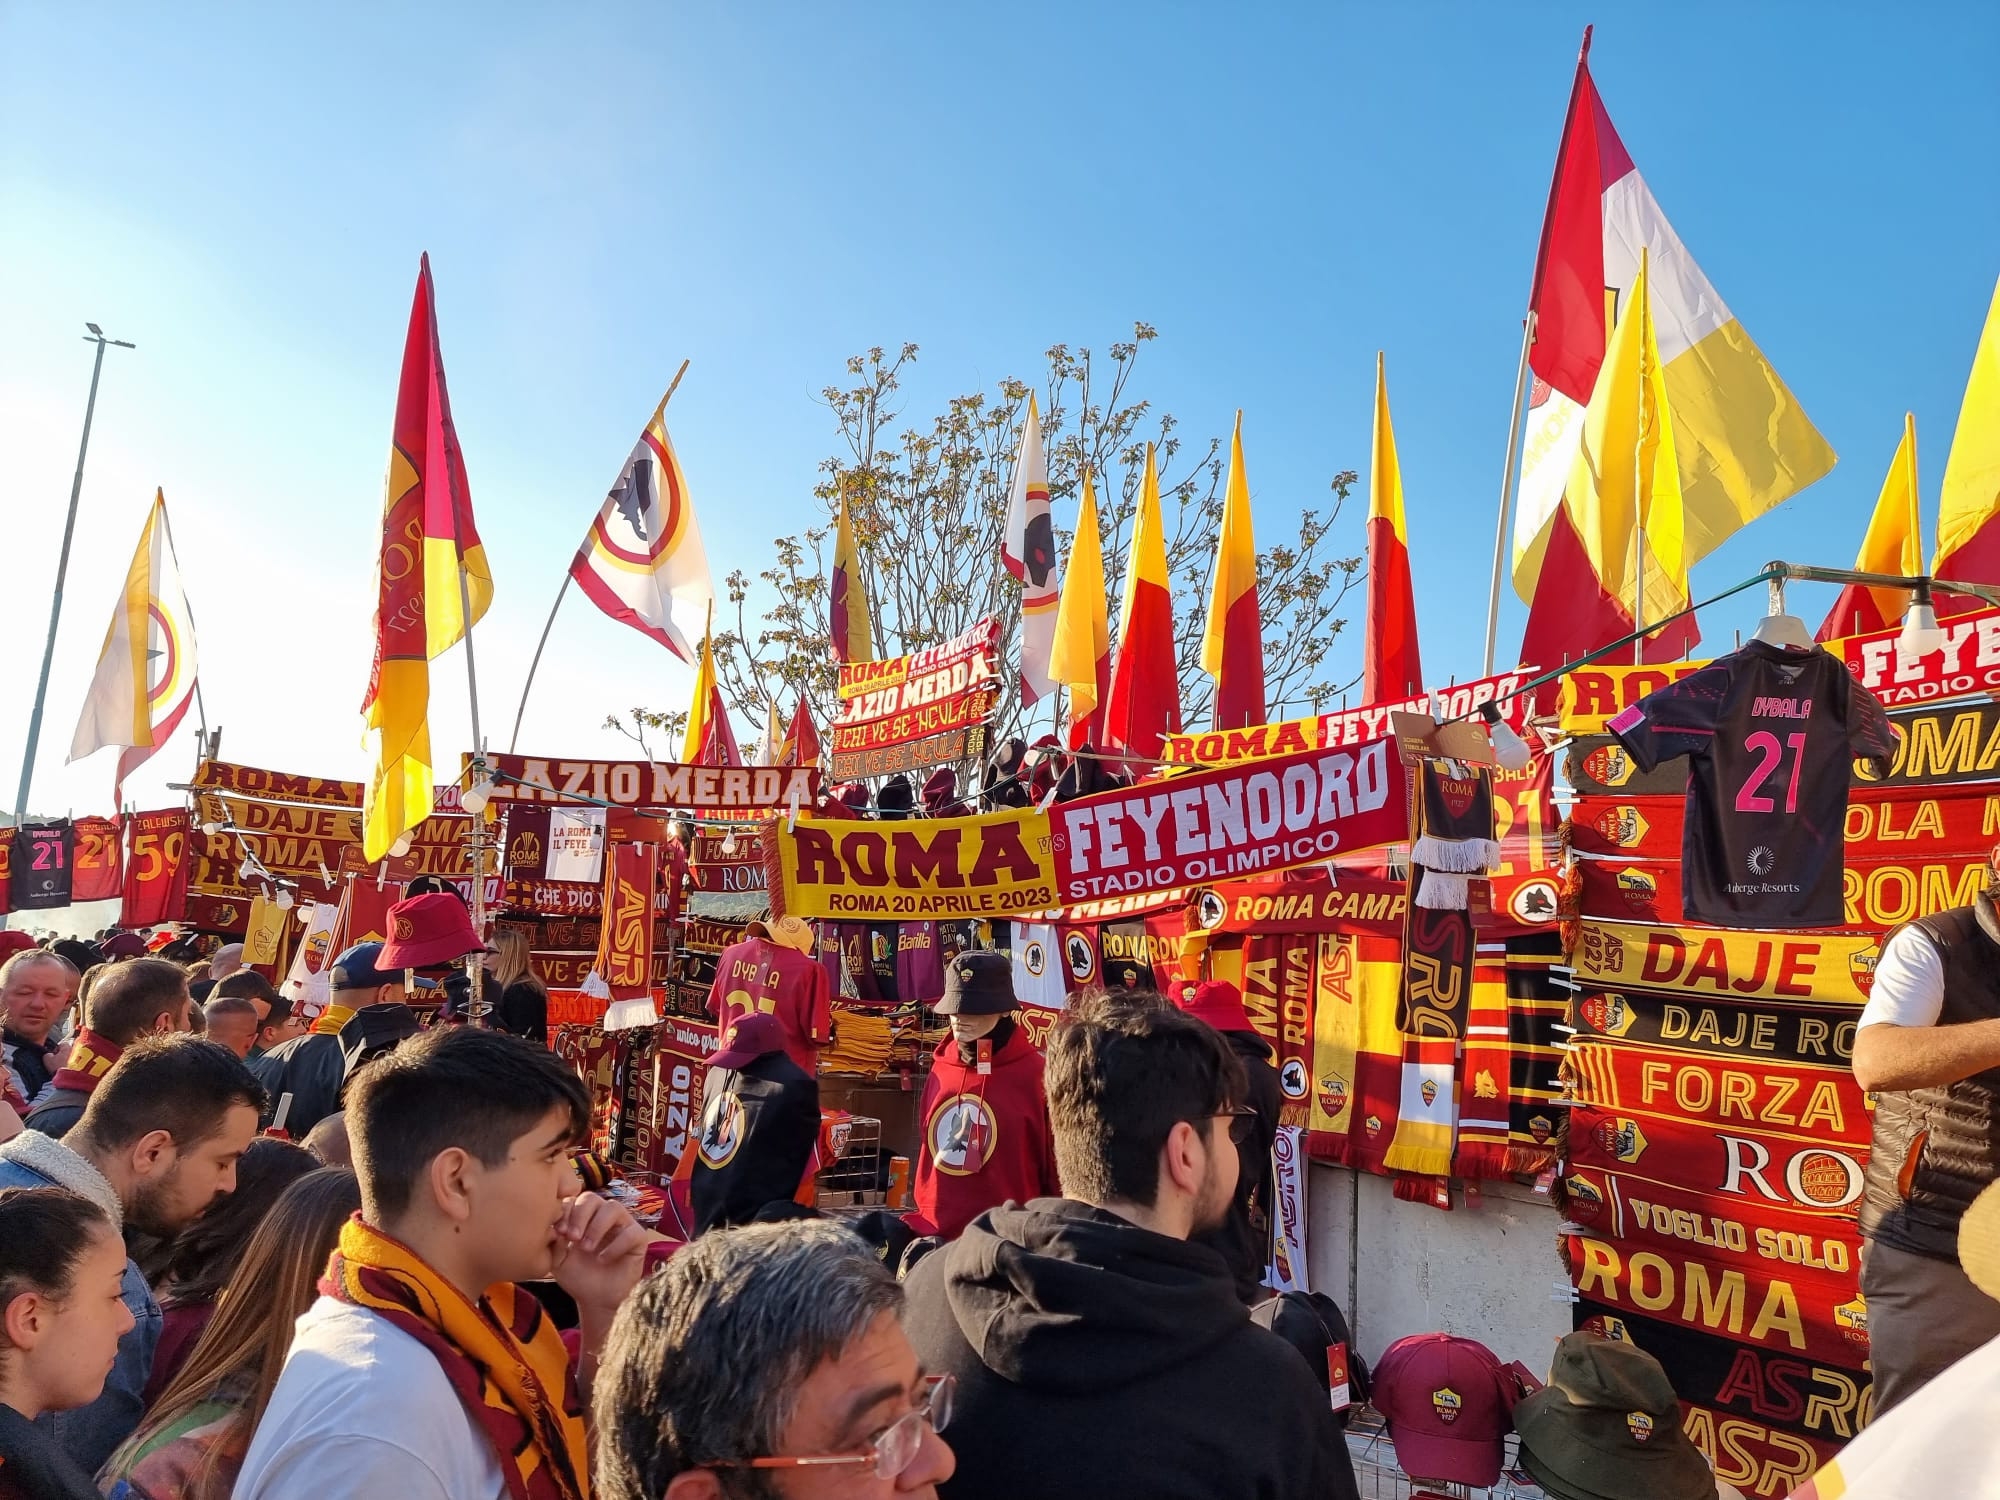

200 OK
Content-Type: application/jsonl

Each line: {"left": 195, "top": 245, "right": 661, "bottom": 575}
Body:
{"left": 507, "top": 359, "right": 691, "bottom": 753}
{"left": 1480, "top": 312, "right": 1537, "bottom": 677}
{"left": 16, "top": 324, "right": 135, "bottom": 826}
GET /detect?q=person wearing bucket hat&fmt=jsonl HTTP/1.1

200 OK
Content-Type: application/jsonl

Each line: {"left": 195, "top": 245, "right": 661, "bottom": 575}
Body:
{"left": 704, "top": 914, "right": 831, "bottom": 1078}
{"left": 908, "top": 950, "right": 1060, "bottom": 1241}
{"left": 690, "top": 1012, "right": 821, "bottom": 1235}
{"left": 375, "top": 892, "right": 492, "bottom": 971}
{"left": 247, "top": 943, "right": 409, "bottom": 1137}
{"left": 1178, "top": 979, "right": 1284, "bottom": 1303}
{"left": 1515, "top": 1331, "right": 1714, "bottom": 1500}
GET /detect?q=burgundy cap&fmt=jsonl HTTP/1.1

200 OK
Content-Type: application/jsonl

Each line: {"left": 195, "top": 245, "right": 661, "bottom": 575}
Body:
{"left": 1177, "top": 979, "right": 1256, "bottom": 1036}
{"left": 1372, "top": 1333, "right": 1519, "bottom": 1486}
{"left": 0, "top": 931, "right": 38, "bottom": 963}
{"left": 100, "top": 933, "right": 148, "bottom": 960}
{"left": 376, "top": 892, "right": 490, "bottom": 970}
{"left": 711, "top": 1012, "right": 786, "bottom": 1071}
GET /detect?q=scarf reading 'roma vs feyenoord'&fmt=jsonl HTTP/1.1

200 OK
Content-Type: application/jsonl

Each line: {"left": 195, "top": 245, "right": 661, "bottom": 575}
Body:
{"left": 321, "top": 1217, "right": 588, "bottom": 1500}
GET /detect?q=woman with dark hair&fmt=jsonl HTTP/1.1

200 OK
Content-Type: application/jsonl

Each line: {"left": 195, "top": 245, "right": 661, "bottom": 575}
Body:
{"left": 142, "top": 1139, "right": 317, "bottom": 1403}
{"left": 100, "top": 1167, "right": 361, "bottom": 1500}
{"left": 0, "top": 1187, "right": 135, "bottom": 1500}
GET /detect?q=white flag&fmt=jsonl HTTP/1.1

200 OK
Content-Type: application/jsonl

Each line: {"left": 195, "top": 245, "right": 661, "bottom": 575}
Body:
{"left": 569, "top": 392, "right": 714, "bottom": 661}
{"left": 1002, "top": 394, "right": 1060, "bottom": 702}
{"left": 69, "top": 490, "right": 199, "bottom": 802}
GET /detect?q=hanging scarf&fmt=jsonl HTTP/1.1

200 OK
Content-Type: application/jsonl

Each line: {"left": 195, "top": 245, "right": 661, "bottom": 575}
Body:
{"left": 48, "top": 1027, "right": 124, "bottom": 1095}
{"left": 311, "top": 1002, "right": 358, "bottom": 1037}
{"left": 1450, "top": 945, "right": 1515, "bottom": 1181}
{"left": 320, "top": 1217, "right": 588, "bottom": 1500}
{"left": 1381, "top": 884, "right": 1473, "bottom": 1176}
{"left": 1504, "top": 934, "right": 1570, "bottom": 1175}
{"left": 1409, "top": 759, "right": 1499, "bottom": 911}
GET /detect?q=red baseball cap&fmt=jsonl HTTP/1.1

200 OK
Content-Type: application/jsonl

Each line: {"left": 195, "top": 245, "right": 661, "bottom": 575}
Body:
{"left": 0, "top": 931, "right": 37, "bottom": 963}
{"left": 1372, "top": 1333, "right": 1521, "bottom": 1486}
{"left": 376, "top": 893, "right": 492, "bottom": 970}
{"left": 1177, "top": 979, "right": 1256, "bottom": 1036}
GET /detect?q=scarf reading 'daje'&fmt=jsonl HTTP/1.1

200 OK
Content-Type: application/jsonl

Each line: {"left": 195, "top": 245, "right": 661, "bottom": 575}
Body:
{"left": 49, "top": 1027, "right": 123, "bottom": 1095}
{"left": 321, "top": 1217, "right": 587, "bottom": 1500}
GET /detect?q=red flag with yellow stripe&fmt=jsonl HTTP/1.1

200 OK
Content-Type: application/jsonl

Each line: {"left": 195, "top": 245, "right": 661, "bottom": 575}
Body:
{"left": 361, "top": 255, "right": 491, "bottom": 861}
{"left": 1103, "top": 445, "right": 1181, "bottom": 760}
{"left": 1364, "top": 355, "right": 1423, "bottom": 704}
{"left": 1202, "top": 413, "right": 1265, "bottom": 729}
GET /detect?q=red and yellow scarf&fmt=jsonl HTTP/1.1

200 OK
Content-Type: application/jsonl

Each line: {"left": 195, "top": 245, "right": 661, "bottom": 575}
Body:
{"left": 49, "top": 1028, "right": 123, "bottom": 1094}
{"left": 320, "top": 1217, "right": 587, "bottom": 1500}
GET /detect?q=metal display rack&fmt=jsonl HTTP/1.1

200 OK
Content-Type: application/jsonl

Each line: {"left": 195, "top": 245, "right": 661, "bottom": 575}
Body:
{"left": 1344, "top": 1410, "right": 1547, "bottom": 1500}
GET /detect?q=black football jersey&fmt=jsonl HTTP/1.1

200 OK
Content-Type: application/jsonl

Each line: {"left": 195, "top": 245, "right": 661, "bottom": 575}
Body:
{"left": 1608, "top": 641, "right": 1895, "bottom": 929}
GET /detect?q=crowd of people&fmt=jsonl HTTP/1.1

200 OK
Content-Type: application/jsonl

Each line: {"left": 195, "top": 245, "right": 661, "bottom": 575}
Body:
{"left": 9, "top": 870, "right": 2000, "bottom": 1500}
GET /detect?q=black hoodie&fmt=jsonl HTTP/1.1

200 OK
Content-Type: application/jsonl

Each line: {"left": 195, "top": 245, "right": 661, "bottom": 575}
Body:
{"left": 902, "top": 1199, "right": 1358, "bottom": 1500}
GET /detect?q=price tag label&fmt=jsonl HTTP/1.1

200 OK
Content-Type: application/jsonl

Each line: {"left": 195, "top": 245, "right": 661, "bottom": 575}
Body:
{"left": 1327, "top": 1342, "right": 1352, "bottom": 1412}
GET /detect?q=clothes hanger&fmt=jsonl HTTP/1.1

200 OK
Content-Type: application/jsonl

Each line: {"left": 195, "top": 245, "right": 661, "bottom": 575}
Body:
{"left": 1749, "top": 578, "right": 1816, "bottom": 650}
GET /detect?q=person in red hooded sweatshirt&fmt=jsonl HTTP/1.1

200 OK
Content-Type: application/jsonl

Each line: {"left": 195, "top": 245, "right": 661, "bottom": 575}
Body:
{"left": 909, "top": 951, "right": 1060, "bottom": 1241}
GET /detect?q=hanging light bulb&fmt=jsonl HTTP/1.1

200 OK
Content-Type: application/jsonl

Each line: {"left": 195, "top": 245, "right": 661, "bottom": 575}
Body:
{"left": 461, "top": 766, "right": 494, "bottom": 816}
{"left": 721, "top": 828, "right": 739, "bottom": 857}
{"left": 238, "top": 856, "right": 258, "bottom": 882}
{"left": 200, "top": 820, "right": 224, "bottom": 837}
{"left": 669, "top": 818, "right": 689, "bottom": 844}
{"left": 1479, "top": 702, "right": 1533, "bottom": 772}
{"left": 1897, "top": 581, "right": 1946, "bottom": 663}
{"left": 275, "top": 888, "right": 295, "bottom": 911}
{"left": 389, "top": 831, "right": 414, "bottom": 859}
{"left": 295, "top": 900, "right": 315, "bottom": 924}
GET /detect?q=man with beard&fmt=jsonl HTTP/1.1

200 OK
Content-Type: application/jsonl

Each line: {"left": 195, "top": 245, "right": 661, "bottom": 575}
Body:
{"left": 900, "top": 989, "right": 1355, "bottom": 1500}
{"left": 26, "top": 957, "right": 195, "bottom": 1138}
{"left": 1176, "top": 979, "right": 1284, "bottom": 1304}
{"left": 0, "top": 1034, "right": 263, "bottom": 1473}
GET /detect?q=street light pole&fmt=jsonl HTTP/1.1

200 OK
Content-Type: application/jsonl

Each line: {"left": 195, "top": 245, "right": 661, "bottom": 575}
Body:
{"left": 13, "top": 324, "right": 136, "bottom": 826}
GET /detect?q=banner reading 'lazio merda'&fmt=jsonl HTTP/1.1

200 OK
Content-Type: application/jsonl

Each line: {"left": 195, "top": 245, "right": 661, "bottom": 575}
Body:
{"left": 769, "top": 737, "right": 1409, "bottom": 921}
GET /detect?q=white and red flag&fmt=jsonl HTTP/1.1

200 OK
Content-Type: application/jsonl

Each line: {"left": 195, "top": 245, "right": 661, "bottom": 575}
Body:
{"left": 1002, "top": 393, "right": 1060, "bottom": 703}
{"left": 68, "top": 490, "right": 200, "bottom": 804}
{"left": 571, "top": 390, "right": 714, "bottom": 662}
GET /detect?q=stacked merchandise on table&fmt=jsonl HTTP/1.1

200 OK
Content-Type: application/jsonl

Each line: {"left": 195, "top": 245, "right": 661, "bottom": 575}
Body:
{"left": 1552, "top": 663, "right": 2000, "bottom": 1495}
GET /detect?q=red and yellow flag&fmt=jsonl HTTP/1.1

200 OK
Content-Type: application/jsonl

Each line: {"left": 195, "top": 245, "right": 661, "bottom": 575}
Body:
{"left": 778, "top": 697, "right": 821, "bottom": 769}
{"left": 1103, "top": 445, "right": 1181, "bottom": 760}
{"left": 1050, "top": 470, "right": 1112, "bottom": 749}
{"left": 361, "top": 255, "right": 492, "bottom": 861}
{"left": 1512, "top": 32, "right": 1831, "bottom": 675}
{"left": 1818, "top": 414, "right": 1920, "bottom": 640}
{"left": 1364, "top": 356, "right": 1423, "bottom": 704}
{"left": 1935, "top": 277, "right": 2000, "bottom": 611}
{"left": 1202, "top": 413, "right": 1265, "bottom": 730}
{"left": 682, "top": 621, "right": 742, "bottom": 768}
{"left": 830, "top": 491, "right": 874, "bottom": 663}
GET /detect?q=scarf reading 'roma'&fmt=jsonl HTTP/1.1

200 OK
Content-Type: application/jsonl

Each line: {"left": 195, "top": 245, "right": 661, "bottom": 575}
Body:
{"left": 1381, "top": 882, "right": 1473, "bottom": 1178}
{"left": 49, "top": 1028, "right": 123, "bottom": 1094}
{"left": 1409, "top": 759, "right": 1498, "bottom": 911}
{"left": 321, "top": 1217, "right": 588, "bottom": 1500}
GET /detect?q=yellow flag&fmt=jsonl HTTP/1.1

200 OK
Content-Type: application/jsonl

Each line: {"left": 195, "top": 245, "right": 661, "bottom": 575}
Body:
{"left": 831, "top": 492, "right": 874, "bottom": 662}
{"left": 1564, "top": 251, "right": 1687, "bottom": 635}
{"left": 1852, "top": 415, "right": 1922, "bottom": 627}
{"left": 1048, "top": 470, "right": 1111, "bottom": 750}
{"left": 1935, "top": 276, "right": 2000, "bottom": 585}
{"left": 1200, "top": 413, "right": 1265, "bottom": 729}
{"left": 683, "top": 624, "right": 717, "bottom": 763}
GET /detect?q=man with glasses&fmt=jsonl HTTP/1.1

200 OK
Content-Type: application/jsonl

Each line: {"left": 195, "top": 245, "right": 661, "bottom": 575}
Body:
{"left": 593, "top": 1219, "right": 955, "bottom": 1498}
{"left": 900, "top": 987, "right": 1358, "bottom": 1500}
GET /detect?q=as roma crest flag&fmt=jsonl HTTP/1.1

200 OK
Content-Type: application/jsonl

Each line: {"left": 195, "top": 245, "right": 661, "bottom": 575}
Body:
{"left": 68, "top": 491, "right": 200, "bottom": 804}
{"left": 1003, "top": 392, "right": 1060, "bottom": 704}
{"left": 569, "top": 386, "right": 714, "bottom": 661}
{"left": 361, "top": 255, "right": 492, "bottom": 861}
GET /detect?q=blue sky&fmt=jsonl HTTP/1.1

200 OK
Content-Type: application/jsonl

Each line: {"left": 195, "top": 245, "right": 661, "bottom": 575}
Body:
{"left": 3, "top": 4, "right": 1997, "bottom": 819}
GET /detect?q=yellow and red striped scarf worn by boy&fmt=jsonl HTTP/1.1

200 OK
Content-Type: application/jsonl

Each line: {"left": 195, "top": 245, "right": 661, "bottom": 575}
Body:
{"left": 320, "top": 1216, "right": 588, "bottom": 1500}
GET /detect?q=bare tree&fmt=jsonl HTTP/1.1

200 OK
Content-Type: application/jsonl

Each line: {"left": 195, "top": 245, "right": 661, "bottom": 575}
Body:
{"left": 696, "top": 328, "right": 1360, "bottom": 763}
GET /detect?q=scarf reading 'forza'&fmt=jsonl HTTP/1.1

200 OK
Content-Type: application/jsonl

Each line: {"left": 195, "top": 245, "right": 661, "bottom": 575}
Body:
{"left": 320, "top": 1217, "right": 587, "bottom": 1500}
